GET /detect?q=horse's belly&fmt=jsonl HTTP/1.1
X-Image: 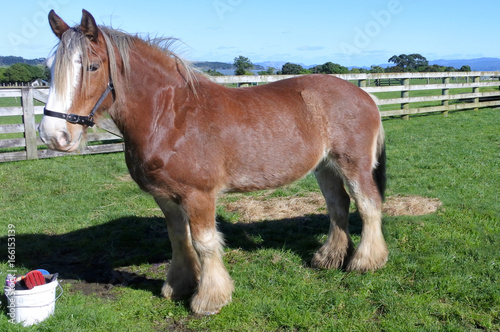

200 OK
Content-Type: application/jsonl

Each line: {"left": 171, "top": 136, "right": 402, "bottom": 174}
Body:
{"left": 224, "top": 144, "right": 323, "bottom": 193}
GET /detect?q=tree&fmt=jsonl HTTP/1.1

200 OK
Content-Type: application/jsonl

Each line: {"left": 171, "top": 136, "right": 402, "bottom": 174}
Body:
{"left": 258, "top": 67, "right": 276, "bottom": 75}
{"left": 369, "top": 65, "right": 385, "bottom": 73}
{"left": 310, "top": 62, "right": 349, "bottom": 74}
{"left": 3, "top": 63, "right": 48, "bottom": 83}
{"left": 385, "top": 65, "right": 404, "bottom": 73}
{"left": 43, "top": 66, "right": 51, "bottom": 81}
{"left": 321, "top": 62, "right": 348, "bottom": 74}
{"left": 204, "top": 69, "right": 224, "bottom": 76}
{"left": 5, "top": 63, "right": 32, "bottom": 83}
{"left": 280, "top": 62, "right": 307, "bottom": 75}
{"left": 0, "top": 67, "right": 6, "bottom": 84}
{"left": 27, "top": 65, "right": 45, "bottom": 81}
{"left": 426, "top": 64, "right": 445, "bottom": 72}
{"left": 460, "top": 65, "right": 471, "bottom": 72}
{"left": 233, "top": 56, "right": 254, "bottom": 75}
{"left": 388, "top": 54, "right": 428, "bottom": 72}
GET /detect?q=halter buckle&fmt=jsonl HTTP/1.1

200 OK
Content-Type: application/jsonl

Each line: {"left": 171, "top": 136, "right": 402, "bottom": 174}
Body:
{"left": 66, "top": 113, "right": 80, "bottom": 124}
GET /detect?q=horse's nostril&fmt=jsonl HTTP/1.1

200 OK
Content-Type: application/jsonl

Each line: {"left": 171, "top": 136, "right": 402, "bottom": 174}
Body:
{"left": 56, "top": 131, "right": 71, "bottom": 148}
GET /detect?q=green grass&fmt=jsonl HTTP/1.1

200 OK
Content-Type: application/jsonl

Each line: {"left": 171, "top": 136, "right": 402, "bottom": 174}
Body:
{"left": 0, "top": 98, "right": 24, "bottom": 141}
{"left": 0, "top": 97, "right": 44, "bottom": 144}
{"left": 0, "top": 97, "right": 22, "bottom": 107}
{"left": 0, "top": 108, "right": 499, "bottom": 331}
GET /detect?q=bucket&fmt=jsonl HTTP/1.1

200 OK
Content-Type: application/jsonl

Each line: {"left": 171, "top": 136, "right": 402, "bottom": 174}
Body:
{"left": 4, "top": 277, "right": 63, "bottom": 326}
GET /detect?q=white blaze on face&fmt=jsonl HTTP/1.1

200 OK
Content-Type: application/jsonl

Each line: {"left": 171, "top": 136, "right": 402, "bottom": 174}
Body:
{"left": 39, "top": 50, "right": 83, "bottom": 151}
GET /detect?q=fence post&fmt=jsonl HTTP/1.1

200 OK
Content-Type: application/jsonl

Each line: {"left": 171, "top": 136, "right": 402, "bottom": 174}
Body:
{"left": 401, "top": 78, "right": 410, "bottom": 120}
{"left": 358, "top": 79, "right": 366, "bottom": 88}
{"left": 21, "top": 88, "right": 38, "bottom": 160}
{"left": 473, "top": 76, "right": 480, "bottom": 111}
{"left": 441, "top": 77, "right": 450, "bottom": 117}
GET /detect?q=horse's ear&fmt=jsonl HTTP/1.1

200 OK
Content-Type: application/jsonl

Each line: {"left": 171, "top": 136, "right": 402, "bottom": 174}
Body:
{"left": 80, "top": 9, "right": 99, "bottom": 42}
{"left": 48, "top": 10, "right": 70, "bottom": 39}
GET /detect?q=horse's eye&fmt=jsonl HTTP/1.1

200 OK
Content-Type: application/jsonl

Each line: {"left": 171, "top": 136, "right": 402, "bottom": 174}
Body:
{"left": 87, "top": 63, "right": 100, "bottom": 72}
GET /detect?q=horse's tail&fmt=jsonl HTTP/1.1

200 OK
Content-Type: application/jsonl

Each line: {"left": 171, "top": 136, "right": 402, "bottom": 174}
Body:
{"left": 373, "top": 124, "right": 387, "bottom": 201}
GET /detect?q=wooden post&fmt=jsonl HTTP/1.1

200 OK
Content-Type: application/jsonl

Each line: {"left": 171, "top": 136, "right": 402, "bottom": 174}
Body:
{"left": 473, "top": 76, "right": 480, "bottom": 111}
{"left": 21, "top": 88, "right": 38, "bottom": 160}
{"left": 401, "top": 78, "right": 410, "bottom": 120}
{"left": 442, "top": 77, "right": 450, "bottom": 117}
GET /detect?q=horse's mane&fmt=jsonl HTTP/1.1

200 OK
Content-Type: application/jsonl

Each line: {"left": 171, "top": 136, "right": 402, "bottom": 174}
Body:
{"left": 52, "top": 25, "right": 198, "bottom": 100}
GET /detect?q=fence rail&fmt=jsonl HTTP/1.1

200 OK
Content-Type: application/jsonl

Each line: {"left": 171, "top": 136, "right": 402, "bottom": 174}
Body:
{"left": 1, "top": 71, "right": 499, "bottom": 162}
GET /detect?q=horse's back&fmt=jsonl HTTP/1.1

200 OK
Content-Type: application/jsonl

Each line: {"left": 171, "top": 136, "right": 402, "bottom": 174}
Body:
{"left": 239, "top": 74, "right": 380, "bottom": 126}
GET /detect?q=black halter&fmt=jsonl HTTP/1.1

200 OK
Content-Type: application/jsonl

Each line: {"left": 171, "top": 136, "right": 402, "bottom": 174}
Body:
{"left": 43, "top": 79, "right": 114, "bottom": 127}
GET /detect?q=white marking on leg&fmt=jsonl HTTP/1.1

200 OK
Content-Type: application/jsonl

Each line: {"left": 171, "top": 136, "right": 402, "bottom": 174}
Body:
{"left": 346, "top": 183, "right": 387, "bottom": 271}
{"left": 191, "top": 228, "right": 234, "bottom": 315}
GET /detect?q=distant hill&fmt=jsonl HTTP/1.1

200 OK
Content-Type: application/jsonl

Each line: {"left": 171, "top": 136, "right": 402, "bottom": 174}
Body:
{"left": 192, "top": 61, "right": 235, "bottom": 71}
{"left": 258, "top": 58, "right": 500, "bottom": 72}
{"left": 0, "top": 56, "right": 45, "bottom": 66}
{"left": 348, "top": 58, "right": 500, "bottom": 72}
{"left": 255, "top": 61, "right": 288, "bottom": 69}
{"left": 430, "top": 58, "right": 500, "bottom": 71}
{"left": 2, "top": 56, "right": 499, "bottom": 72}
{"left": 193, "top": 61, "right": 264, "bottom": 71}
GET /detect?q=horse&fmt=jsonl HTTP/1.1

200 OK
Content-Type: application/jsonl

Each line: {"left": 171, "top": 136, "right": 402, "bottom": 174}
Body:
{"left": 39, "top": 9, "right": 388, "bottom": 315}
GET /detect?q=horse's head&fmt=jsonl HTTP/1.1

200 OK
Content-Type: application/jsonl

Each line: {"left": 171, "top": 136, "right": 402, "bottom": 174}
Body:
{"left": 39, "top": 9, "right": 114, "bottom": 152}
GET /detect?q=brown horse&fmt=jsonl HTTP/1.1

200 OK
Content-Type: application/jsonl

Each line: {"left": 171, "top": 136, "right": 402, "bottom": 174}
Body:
{"left": 39, "top": 9, "right": 388, "bottom": 315}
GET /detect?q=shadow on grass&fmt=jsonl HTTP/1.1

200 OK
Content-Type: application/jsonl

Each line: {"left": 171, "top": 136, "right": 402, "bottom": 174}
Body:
{"left": 1, "top": 212, "right": 363, "bottom": 297}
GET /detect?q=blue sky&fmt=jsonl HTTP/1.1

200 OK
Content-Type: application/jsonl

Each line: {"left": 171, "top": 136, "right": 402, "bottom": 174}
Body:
{"left": 1, "top": 0, "right": 498, "bottom": 67}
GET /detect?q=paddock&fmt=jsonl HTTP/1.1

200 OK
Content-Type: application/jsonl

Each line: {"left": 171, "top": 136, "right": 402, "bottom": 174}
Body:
{"left": 0, "top": 107, "right": 498, "bottom": 330}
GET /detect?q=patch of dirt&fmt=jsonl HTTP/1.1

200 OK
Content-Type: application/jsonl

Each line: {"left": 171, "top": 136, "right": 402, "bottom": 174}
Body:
{"left": 383, "top": 195, "right": 442, "bottom": 216}
{"left": 223, "top": 193, "right": 327, "bottom": 223}
{"left": 63, "top": 265, "right": 167, "bottom": 300}
{"left": 221, "top": 192, "right": 442, "bottom": 222}
{"left": 64, "top": 279, "right": 117, "bottom": 300}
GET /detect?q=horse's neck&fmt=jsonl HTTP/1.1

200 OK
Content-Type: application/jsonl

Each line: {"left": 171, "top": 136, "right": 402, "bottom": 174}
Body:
{"left": 109, "top": 50, "right": 204, "bottom": 139}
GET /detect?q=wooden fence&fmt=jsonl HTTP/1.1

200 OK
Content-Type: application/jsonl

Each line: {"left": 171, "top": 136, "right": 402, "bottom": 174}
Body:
{"left": 211, "top": 71, "right": 500, "bottom": 117}
{"left": 1, "top": 71, "right": 499, "bottom": 162}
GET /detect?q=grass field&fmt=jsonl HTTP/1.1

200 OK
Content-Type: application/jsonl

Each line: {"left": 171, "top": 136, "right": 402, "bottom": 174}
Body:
{"left": 0, "top": 108, "right": 499, "bottom": 331}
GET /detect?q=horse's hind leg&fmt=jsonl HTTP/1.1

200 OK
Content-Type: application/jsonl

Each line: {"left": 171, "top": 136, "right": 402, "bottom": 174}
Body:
{"left": 183, "top": 191, "right": 234, "bottom": 315}
{"left": 312, "top": 161, "right": 354, "bottom": 269}
{"left": 344, "top": 171, "right": 388, "bottom": 272}
{"left": 155, "top": 197, "right": 201, "bottom": 300}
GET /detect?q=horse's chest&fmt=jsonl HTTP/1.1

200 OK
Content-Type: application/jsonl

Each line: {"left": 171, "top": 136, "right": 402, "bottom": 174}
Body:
{"left": 123, "top": 138, "right": 220, "bottom": 197}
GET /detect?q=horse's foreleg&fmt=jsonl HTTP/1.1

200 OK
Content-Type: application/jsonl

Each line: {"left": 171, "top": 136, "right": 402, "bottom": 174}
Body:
{"left": 155, "top": 197, "right": 200, "bottom": 300}
{"left": 312, "top": 162, "right": 354, "bottom": 269}
{"left": 183, "top": 191, "right": 234, "bottom": 315}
